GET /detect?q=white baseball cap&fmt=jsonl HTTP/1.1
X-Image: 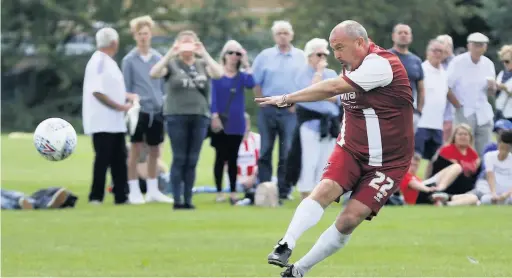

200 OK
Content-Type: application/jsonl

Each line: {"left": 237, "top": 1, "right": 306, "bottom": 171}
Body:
{"left": 467, "top": 32, "right": 489, "bottom": 43}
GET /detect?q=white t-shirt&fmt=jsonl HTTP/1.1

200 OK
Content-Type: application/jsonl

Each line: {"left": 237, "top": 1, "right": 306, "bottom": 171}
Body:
{"left": 495, "top": 70, "right": 512, "bottom": 118}
{"left": 446, "top": 52, "right": 495, "bottom": 125}
{"left": 82, "top": 51, "right": 127, "bottom": 135}
{"left": 483, "top": 150, "right": 512, "bottom": 194}
{"left": 417, "top": 61, "right": 449, "bottom": 130}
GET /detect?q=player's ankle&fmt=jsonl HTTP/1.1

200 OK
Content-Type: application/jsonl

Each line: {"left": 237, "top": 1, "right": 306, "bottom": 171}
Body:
{"left": 280, "top": 236, "right": 296, "bottom": 250}
{"left": 293, "top": 263, "right": 307, "bottom": 275}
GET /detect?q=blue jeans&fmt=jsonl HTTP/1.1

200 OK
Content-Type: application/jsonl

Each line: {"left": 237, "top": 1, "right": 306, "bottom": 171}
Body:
{"left": 1, "top": 189, "right": 32, "bottom": 210}
{"left": 257, "top": 106, "right": 297, "bottom": 197}
{"left": 165, "top": 115, "right": 210, "bottom": 205}
{"left": 414, "top": 128, "right": 443, "bottom": 160}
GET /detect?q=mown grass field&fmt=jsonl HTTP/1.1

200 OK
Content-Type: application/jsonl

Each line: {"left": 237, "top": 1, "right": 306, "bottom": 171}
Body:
{"left": 1, "top": 134, "right": 511, "bottom": 277}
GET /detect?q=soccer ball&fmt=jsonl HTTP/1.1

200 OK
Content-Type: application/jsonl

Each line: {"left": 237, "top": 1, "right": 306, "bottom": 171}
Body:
{"left": 33, "top": 118, "right": 77, "bottom": 161}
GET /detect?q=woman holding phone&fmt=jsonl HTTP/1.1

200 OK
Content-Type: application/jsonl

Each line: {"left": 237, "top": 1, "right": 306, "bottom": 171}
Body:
{"left": 150, "top": 30, "right": 223, "bottom": 210}
{"left": 210, "top": 40, "right": 255, "bottom": 203}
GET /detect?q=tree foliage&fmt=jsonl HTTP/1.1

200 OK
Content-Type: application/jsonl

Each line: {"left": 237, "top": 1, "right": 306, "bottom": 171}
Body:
{"left": 1, "top": 0, "right": 180, "bottom": 131}
{"left": 478, "top": 0, "right": 512, "bottom": 65}
{"left": 2, "top": 0, "right": 511, "bottom": 132}
{"left": 272, "top": 0, "right": 475, "bottom": 72}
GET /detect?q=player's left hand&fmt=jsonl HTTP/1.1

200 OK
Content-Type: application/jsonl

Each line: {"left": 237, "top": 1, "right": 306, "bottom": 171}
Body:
{"left": 255, "top": 95, "right": 290, "bottom": 107}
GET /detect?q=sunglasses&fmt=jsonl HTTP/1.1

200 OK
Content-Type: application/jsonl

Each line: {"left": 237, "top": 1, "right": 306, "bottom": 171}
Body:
{"left": 226, "top": 51, "right": 242, "bottom": 56}
{"left": 315, "top": 53, "right": 327, "bottom": 57}
{"left": 502, "top": 60, "right": 510, "bottom": 64}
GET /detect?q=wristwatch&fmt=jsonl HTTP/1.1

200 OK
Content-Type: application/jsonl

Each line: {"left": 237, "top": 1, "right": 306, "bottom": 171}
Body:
{"left": 277, "top": 94, "right": 292, "bottom": 108}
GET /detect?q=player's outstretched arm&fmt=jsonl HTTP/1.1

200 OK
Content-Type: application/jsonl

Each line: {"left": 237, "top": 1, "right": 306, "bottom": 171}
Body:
{"left": 255, "top": 77, "right": 354, "bottom": 107}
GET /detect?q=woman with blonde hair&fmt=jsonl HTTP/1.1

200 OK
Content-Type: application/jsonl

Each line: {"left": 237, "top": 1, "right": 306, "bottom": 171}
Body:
{"left": 150, "top": 30, "right": 223, "bottom": 210}
{"left": 209, "top": 40, "right": 255, "bottom": 203}
{"left": 416, "top": 124, "right": 481, "bottom": 204}
{"left": 495, "top": 44, "right": 512, "bottom": 121}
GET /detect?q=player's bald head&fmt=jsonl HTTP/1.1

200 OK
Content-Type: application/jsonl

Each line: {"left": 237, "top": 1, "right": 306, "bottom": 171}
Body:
{"left": 329, "top": 20, "right": 370, "bottom": 70}
{"left": 330, "top": 20, "right": 369, "bottom": 43}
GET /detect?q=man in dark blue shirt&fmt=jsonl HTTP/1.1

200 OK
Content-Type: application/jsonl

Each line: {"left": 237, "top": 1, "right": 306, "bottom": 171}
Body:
{"left": 389, "top": 24, "right": 425, "bottom": 132}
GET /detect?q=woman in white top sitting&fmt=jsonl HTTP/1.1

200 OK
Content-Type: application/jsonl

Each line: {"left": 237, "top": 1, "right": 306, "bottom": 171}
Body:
{"left": 474, "top": 130, "right": 512, "bottom": 205}
{"left": 432, "top": 130, "right": 512, "bottom": 205}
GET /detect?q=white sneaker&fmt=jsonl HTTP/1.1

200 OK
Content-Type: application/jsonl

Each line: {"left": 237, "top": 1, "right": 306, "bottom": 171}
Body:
{"left": 235, "top": 198, "right": 252, "bottom": 206}
{"left": 128, "top": 192, "right": 146, "bottom": 205}
{"left": 431, "top": 192, "right": 449, "bottom": 206}
{"left": 145, "top": 191, "right": 174, "bottom": 203}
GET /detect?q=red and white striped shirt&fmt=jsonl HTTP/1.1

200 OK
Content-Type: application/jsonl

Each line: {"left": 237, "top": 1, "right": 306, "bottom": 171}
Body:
{"left": 237, "top": 132, "right": 260, "bottom": 179}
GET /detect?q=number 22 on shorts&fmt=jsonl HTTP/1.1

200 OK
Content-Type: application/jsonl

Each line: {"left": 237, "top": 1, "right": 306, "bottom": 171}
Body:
{"left": 368, "top": 171, "right": 395, "bottom": 202}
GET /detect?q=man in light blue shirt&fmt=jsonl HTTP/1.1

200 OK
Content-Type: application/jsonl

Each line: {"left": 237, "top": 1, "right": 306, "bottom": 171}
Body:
{"left": 252, "top": 20, "right": 306, "bottom": 200}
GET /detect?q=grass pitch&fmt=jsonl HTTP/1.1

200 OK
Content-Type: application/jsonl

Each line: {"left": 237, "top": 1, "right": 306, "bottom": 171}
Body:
{"left": 1, "top": 134, "right": 511, "bottom": 277}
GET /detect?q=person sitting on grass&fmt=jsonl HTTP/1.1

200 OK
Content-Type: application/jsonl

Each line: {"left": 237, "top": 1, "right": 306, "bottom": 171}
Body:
{"left": 416, "top": 124, "right": 481, "bottom": 205}
{"left": 398, "top": 153, "right": 436, "bottom": 205}
{"left": 398, "top": 152, "right": 463, "bottom": 205}
{"left": 475, "top": 119, "right": 512, "bottom": 178}
{"left": 431, "top": 130, "right": 512, "bottom": 206}
{"left": 194, "top": 113, "right": 272, "bottom": 206}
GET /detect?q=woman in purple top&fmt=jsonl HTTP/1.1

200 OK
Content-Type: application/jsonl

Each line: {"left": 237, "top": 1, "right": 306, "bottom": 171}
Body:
{"left": 210, "top": 40, "right": 255, "bottom": 203}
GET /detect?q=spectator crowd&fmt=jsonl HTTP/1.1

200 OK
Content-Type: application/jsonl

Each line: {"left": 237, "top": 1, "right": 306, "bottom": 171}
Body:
{"left": 7, "top": 15, "right": 509, "bottom": 211}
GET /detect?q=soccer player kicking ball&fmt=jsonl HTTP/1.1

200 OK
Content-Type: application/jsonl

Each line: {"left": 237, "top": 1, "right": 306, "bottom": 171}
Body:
{"left": 255, "top": 20, "right": 414, "bottom": 277}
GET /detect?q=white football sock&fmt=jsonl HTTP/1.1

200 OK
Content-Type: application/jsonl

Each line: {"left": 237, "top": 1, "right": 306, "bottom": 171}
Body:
{"left": 128, "top": 179, "right": 142, "bottom": 195}
{"left": 295, "top": 224, "right": 351, "bottom": 274}
{"left": 146, "top": 178, "right": 159, "bottom": 195}
{"left": 280, "top": 198, "right": 324, "bottom": 250}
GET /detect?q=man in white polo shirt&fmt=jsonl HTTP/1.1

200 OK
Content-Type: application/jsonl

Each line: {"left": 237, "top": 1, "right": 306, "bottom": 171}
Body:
{"left": 82, "top": 27, "right": 138, "bottom": 205}
{"left": 447, "top": 32, "right": 496, "bottom": 155}
{"left": 415, "top": 39, "right": 458, "bottom": 160}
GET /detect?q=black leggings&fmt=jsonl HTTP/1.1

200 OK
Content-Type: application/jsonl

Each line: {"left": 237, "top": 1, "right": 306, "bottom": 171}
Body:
{"left": 212, "top": 132, "right": 243, "bottom": 193}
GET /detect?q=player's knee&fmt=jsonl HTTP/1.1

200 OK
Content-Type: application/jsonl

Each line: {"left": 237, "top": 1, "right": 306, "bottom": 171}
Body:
{"left": 335, "top": 212, "right": 361, "bottom": 234}
{"left": 336, "top": 199, "right": 373, "bottom": 234}
{"left": 309, "top": 179, "right": 344, "bottom": 208}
